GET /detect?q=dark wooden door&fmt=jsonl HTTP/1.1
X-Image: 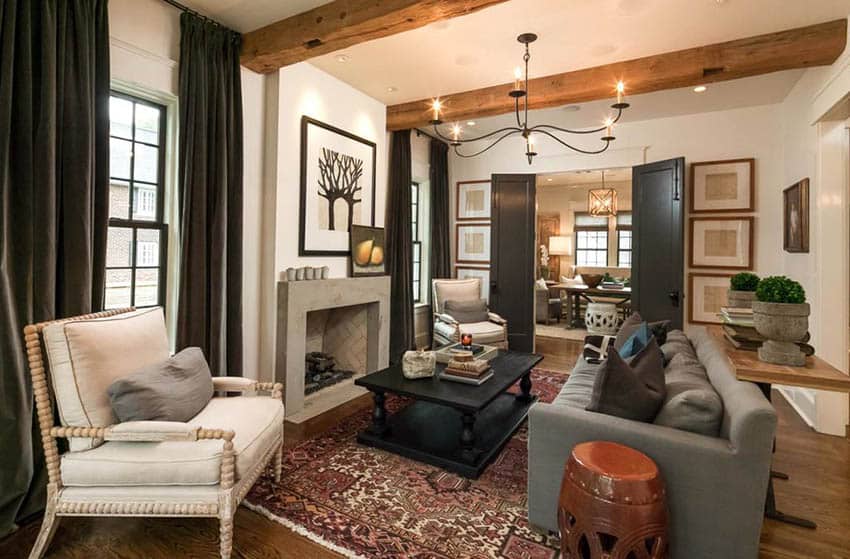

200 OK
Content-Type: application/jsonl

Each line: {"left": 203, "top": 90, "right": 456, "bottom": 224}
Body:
{"left": 632, "top": 158, "right": 685, "bottom": 328}
{"left": 490, "top": 174, "right": 536, "bottom": 352}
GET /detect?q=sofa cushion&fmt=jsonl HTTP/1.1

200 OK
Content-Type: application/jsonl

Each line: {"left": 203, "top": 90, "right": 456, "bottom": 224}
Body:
{"left": 660, "top": 330, "right": 697, "bottom": 364}
{"left": 61, "top": 395, "right": 284, "bottom": 487}
{"left": 554, "top": 357, "right": 600, "bottom": 409}
{"left": 587, "top": 337, "right": 666, "bottom": 422}
{"left": 108, "top": 347, "right": 214, "bottom": 423}
{"left": 455, "top": 320, "right": 505, "bottom": 344}
{"left": 654, "top": 353, "right": 724, "bottom": 436}
{"left": 444, "top": 298, "right": 489, "bottom": 324}
{"left": 44, "top": 308, "right": 170, "bottom": 451}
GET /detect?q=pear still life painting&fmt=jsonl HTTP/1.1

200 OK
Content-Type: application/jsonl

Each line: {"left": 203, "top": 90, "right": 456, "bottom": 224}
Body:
{"left": 350, "top": 225, "right": 386, "bottom": 277}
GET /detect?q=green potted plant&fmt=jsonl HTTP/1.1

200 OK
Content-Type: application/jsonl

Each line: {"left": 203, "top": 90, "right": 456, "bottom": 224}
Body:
{"left": 728, "top": 272, "right": 760, "bottom": 308}
{"left": 752, "top": 276, "right": 809, "bottom": 366}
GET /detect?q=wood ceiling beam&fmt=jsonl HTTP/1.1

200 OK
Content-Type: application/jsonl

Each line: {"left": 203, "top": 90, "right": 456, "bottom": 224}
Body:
{"left": 241, "top": 0, "right": 509, "bottom": 73}
{"left": 386, "top": 19, "right": 847, "bottom": 131}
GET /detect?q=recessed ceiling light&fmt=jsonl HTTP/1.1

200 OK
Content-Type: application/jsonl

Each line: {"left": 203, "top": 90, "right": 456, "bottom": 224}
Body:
{"left": 335, "top": 54, "right": 350, "bottom": 63}
{"left": 693, "top": 85, "right": 707, "bottom": 93}
{"left": 546, "top": 177, "right": 553, "bottom": 182}
{"left": 386, "top": 86, "right": 397, "bottom": 93}
{"left": 466, "top": 121, "right": 476, "bottom": 126}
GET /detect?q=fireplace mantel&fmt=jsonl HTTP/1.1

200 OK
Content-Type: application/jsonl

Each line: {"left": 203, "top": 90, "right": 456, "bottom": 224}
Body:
{"left": 275, "top": 276, "right": 390, "bottom": 421}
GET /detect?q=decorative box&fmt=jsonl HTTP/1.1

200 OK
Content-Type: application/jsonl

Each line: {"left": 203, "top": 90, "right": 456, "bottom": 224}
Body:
{"left": 402, "top": 350, "right": 436, "bottom": 379}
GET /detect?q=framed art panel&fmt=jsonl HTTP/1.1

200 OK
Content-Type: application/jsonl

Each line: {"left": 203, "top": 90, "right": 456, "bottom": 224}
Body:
{"left": 690, "top": 216, "right": 754, "bottom": 270}
{"left": 688, "top": 273, "right": 732, "bottom": 324}
{"left": 456, "top": 180, "right": 492, "bottom": 221}
{"left": 690, "top": 158, "right": 754, "bottom": 213}
{"left": 456, "top": 223, "right": 491, "bottom": 264}
{"left": 300, "top": 116, "right": 377, "bottom": 256}
{"left": 783, "top": 178, "right": 809, "bottom": 253}
{"left": 455, "top": 266, "right": 491, "bottom": 302}
{"left": 349, "top": 225, "right": 386, "bottom": 277}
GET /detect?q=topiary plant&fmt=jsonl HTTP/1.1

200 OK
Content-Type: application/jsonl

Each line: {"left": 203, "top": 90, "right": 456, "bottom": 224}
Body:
{"left": 756, "top": 276, "right": 806, "bottom": 304}
{"left": 730, "top": 272, "right": 760, "bottom": 292}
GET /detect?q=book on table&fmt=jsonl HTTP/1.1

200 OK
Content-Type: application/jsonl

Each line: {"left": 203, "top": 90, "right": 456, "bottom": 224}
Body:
{"left": 439, "top": 371, "right": 495, "bottom": 385}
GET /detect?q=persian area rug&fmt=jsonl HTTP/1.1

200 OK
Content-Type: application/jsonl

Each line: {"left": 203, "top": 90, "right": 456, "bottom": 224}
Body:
{"left": 244, "top": 369, "right": 567, "bottom": 559}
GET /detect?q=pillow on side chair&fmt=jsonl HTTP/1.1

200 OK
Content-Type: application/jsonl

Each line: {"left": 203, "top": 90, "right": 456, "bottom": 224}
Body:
{"left": 443, "top": 299, "right": 490, "bottom": 323}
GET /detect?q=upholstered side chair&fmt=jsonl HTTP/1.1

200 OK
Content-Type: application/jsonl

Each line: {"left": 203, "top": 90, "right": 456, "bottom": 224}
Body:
{"left": 24, "top": 307, "right": 284, "bottom": 559}
{"left": 432, "top": 278, "right": 508, "bottom": 349}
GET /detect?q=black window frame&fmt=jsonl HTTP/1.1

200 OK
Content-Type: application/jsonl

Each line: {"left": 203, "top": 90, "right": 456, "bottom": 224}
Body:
{"left": 105, "top": 91, "right": 169, "bottom": 310}
{"left": 574, "top": 211, "right": 609, "bottom": 267}
{"left": 411, "top": 181, "right": 421, "bottom": 303}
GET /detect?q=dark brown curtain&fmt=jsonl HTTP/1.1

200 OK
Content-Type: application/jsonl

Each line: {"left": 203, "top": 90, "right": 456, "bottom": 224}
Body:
{"left": 0, "top": 0, "right": 110, "bottom": 536}
{"left": 429, "top": 139, "right": 451, "bottom": 280}
{"left": 386, "top": 130, "right": 414, "bottom": 364}
{"left": 176, "top": 13, "right": 243, "bottom": 377}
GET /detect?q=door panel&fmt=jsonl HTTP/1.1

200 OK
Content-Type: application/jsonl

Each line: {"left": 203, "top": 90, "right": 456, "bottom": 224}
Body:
{"left": 490, "top": 174, "right": 536, "bottom": 352}
{"left": 632, "top": 158, "right": 685, "bottom": 329}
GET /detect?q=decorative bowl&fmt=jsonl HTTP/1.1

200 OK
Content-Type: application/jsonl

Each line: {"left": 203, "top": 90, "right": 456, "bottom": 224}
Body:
{"left": 582, "top": 274, "right": 604, "bottom": 289}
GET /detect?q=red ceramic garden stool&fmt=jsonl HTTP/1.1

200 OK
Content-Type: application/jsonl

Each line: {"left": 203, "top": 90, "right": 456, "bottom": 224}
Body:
{"left": 558, "top": 441, "right": 668, "bottom": 559}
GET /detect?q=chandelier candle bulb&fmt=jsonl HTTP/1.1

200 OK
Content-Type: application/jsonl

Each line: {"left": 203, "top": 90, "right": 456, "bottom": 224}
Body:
{"left": 431, "top": 99, "right": 441, "bottom": 122}
{"left": 514, "top": 67, "right": 523, "bottom": 91}
{"left": 616, "top": 81, "right": 625, "bottom": 104}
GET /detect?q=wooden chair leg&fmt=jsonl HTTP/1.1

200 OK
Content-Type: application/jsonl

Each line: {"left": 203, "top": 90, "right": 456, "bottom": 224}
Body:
{"left": 274, "top": 442, "right": 283, "bottom": 483}
{"left": 219, "top": 515, "right": 234, "bottom": 559}
{"left": 28, "top": 505, "right": 59, "bottom": 559}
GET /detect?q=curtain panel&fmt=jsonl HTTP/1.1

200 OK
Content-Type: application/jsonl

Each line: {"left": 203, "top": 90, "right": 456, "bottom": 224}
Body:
{"left": 429, "top": 139, "right": 451, "bottom": 280}
{"left": 386, "top": 130, "right": 414, "bottom": 363}
{"left": 175, "top": 13, "right": 244, "bottom": 377}
{"left": 0, "top": 0, "right": 110, "bottom": 536}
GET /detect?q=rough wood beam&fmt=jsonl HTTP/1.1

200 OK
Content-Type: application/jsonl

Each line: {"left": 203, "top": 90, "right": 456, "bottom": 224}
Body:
{"left": 387, "top": 19, "right": 847, "bottom": 130}
{"left": 241, "top": 0, "right": 508, "bottom": 73}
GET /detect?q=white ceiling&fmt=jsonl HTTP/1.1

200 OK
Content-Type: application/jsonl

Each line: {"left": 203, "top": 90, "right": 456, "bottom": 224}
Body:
{"left": 307, "top": 0, "right": 850, "bottom": 104}
{"left": 180, "top": 0, "right": 331, "bottom": 33}
{"left": 540, "top": 168, "right": 632, "bottom": 188}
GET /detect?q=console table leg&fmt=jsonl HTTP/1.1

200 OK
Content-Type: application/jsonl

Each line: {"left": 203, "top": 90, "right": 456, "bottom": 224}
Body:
{"left": 460, "top": 413, "right": 477, "bottom": 462}
{"left": 517, "top": 372, "right": 533, "bottom": 402}
{"left": 370, "top": 391, "right": 389, "bottom": 436}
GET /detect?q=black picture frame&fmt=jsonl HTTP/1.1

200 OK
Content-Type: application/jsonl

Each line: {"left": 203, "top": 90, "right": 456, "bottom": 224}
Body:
{"left": 349, "top": 225, "right": 386, "bottom": 277}
{"left": 299, "top": 115, "right": 377, "bottom": 256}
{"left": 783, "top": 178, "right": 809, "bottom": 253}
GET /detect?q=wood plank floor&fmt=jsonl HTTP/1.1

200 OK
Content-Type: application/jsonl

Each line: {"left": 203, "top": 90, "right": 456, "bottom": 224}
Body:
{"left": 2, "top": 336, "right": 848, "bottom": 559}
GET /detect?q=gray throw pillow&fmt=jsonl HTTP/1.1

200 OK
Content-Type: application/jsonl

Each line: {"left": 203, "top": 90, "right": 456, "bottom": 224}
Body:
{"left": 654, "top": 353, "right": 724, "bottom": 436}
{"left": 587, "top": 337, "right": 666, "bottom": 422}
{"left": 615, "top": 312, "right": 671, "bottom": 349}
{"left": 108, "top": 347, "right": 214, "bottom": 423}
{"left": 660, "top": 330, "right": 697, "bottom": 364}
{"left": 444, "top": 299, "right": 489, "bottom": 323}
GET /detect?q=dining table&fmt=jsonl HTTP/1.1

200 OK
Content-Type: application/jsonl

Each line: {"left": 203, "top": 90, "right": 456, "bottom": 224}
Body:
{"left": 550, "top": 283, "right": 632, "bottom": 327}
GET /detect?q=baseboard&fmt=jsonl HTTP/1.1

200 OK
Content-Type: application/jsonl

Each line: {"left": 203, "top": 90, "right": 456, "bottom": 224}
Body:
{"left": 775, "top": 386, "right": 816, "bottom": 428}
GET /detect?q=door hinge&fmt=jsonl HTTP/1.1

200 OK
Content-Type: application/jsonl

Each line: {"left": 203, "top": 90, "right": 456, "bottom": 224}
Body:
{"left": 673, "top": 165, "right": 680, "bottom": 201}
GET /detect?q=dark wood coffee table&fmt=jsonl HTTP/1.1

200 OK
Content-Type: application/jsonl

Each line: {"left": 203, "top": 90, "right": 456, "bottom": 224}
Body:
{"left": 355, "top": 350, "right": 543, "bottom": 478}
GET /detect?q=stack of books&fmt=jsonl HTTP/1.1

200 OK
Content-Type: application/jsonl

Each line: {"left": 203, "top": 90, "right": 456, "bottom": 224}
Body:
{"left": 718, "top": 307, "right": 763, "bottom": 351}
{"left": 441, "top": 357, "right": 493, "bottom": 385}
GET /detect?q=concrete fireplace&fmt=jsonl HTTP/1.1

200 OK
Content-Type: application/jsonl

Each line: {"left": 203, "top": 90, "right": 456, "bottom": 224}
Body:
{"left": 275, "top": 276, "right": 390, "bottom": 422}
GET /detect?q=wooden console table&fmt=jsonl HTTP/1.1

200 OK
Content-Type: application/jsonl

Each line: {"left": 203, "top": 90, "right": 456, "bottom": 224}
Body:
{"left": 709, "top": 326, "right": 850, "bottom": 529}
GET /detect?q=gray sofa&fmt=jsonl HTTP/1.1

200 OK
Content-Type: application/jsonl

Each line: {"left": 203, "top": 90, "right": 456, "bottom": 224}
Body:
{"left": 528, "top": 327, "right": 777, "bottom": 559}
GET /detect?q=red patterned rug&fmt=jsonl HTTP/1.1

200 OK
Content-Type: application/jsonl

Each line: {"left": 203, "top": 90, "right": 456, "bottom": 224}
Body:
{"left": 245, "top": 369, "right": 567, "bottom": 559}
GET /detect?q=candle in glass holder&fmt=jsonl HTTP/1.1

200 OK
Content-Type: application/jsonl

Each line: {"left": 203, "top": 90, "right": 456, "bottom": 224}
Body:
{"left": 461, "top": 333, "right": 473, "bottom": 348}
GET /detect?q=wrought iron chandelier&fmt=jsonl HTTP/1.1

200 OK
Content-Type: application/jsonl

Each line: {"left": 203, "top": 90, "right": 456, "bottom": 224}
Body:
{"left": 428, "top": 33, "right": 630, "bottom": 165}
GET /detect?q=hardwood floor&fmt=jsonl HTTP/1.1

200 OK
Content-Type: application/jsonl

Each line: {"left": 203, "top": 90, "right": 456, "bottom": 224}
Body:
{"left": 2, "top": 337, "right": 848, "bottom": 559}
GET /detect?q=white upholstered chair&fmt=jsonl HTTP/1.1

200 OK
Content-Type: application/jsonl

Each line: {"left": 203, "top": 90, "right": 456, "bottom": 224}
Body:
{"left": 24, "top": 307, "right": 284, "bottom": 559}
{"left": 432, "top": 278, "right": 508, "bottom": 349}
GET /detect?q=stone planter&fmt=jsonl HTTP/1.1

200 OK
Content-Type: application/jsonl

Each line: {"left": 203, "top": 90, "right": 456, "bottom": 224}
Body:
{"left": 727, "top": 289, "right": 756, "bottom": 309}
{"left": 752, "top": 301, "right": 810, "bottom": 366}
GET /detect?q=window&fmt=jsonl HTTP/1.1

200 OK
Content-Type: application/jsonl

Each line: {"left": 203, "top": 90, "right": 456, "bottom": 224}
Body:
{"left": 105, "top": 93, "right": 168, "bottom": 310}
{"left": 574, "top": 212, "right": 608, "bottom": 267}
{"left": 617, "top": 212, "right": 632, "bottom": 267}
{"left": 411, "top": 182, "right": 422, "bottom": 303}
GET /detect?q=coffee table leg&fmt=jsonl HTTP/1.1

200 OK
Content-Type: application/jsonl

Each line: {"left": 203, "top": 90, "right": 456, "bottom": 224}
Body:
{"left": 460, "top": 412, "right": 477, "bottom": 462}
{"left": 369, "top": 391, "right": 389, "bottom": 436}
{"left": 517, "top": 371, "right": 533, "bottom": 402}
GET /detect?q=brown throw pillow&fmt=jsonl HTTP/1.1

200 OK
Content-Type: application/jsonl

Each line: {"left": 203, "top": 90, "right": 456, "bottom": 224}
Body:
{"left": 587, "top": 337, "right": 666, "bottom": 422}
{"left": 108, "top": 347, "right": 214, "bottom": 423}
{"left": 444, "top": 299, "right": 489, "bottom": 323}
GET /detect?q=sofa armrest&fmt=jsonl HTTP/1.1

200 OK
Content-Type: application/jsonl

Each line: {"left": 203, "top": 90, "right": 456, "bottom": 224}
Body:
{"left": 213, "top": 376, "right": 258, "bottom": 392}
{"left": 488, "top": 312, "right": 507, "bottom": 325}
{"left": 436, "top": 313, "right": 459, "bottom": 325}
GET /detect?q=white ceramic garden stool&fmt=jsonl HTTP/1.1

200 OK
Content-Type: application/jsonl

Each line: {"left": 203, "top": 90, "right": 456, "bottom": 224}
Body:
{"left": 585, "top": 302, "right": 619, "bottom": 335}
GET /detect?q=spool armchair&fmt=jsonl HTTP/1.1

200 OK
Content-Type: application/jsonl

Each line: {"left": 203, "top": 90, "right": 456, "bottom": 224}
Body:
{"left": 24, "top": 307, "right": 284, "bottom": 559}
{"left": 432, "top": 278, "right": 508, "bottom": 349}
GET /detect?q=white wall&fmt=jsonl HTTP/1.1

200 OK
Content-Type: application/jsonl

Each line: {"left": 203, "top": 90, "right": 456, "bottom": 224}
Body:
{"left": 255, "top": 62, "right": 389, "bottom": 382}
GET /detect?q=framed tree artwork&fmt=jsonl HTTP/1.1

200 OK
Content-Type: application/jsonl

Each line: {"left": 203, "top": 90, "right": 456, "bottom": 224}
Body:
{"left": 783, "top": 178, "right": 809, "bottom": 253}
{"left": 690, "top": 158, "right": 755, "bottom": 213}
{"left": 300, "top": 116, "right": 377, "bottom": 256}
{"left": 456, "top": 223, "right": 491, "bottom": 264}
{"left": 689, "top": 216, "right": 754, "bottom": 270}
{"left": 456, "top": 180, "right": 492, "bottom": 221}
{"left": 688, "top": 273, "right": 732, "bottom": 324}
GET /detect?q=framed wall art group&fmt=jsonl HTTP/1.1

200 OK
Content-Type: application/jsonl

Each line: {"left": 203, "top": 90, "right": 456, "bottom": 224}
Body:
{"left": 688, "top": 158, "right": 756, "bottom": 324}
{"left": 455, "top": 180, "right": 492, "bottom": 301}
